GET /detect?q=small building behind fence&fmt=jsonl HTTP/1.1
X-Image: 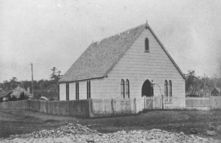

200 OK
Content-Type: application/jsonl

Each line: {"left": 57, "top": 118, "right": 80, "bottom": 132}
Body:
{"left": 211, "top": 88, "right": 220, "bottom": 96}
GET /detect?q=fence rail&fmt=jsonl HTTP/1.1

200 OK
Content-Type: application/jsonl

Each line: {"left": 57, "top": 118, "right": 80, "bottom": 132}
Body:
{"left": 186, "top": 96, "right": 221, "bottom": 110}
{"left": 89, "top": 98, "right": 137, "bottom": 117}
{"left": 0, "top": 100, "right": 90, "bottom": 117}
{"left": 210, "top": 96, "right": 221, "bottom": 109}
{"left": 0, "top": 98, "right": 154, "bottom": 118}
{"left": 1, "top": 96, "right": 220, "bottom": 118}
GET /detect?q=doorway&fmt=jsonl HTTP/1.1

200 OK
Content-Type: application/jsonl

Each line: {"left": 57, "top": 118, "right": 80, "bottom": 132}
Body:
{"left": 142, "top": 79, "right": 153, "bottom": 97}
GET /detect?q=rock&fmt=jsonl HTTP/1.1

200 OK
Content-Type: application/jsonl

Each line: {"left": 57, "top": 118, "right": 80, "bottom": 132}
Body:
{"left": 0, "top": 123, "right": 218, "bottom": 143}
{"left": 206, "top": 130, "right": 216, "bottom": 136}
{"left": 216, "top": 125, "right": 221, "bottom": 131}
{"left": 190, "top": 128, "right": 198, "bottom": 134}
{"left": 86, "top": 139, "right": 95, "bottom": 143}
{"left": 208, "top": 123, "right": 216, "bottom": 130}
{"left": 180, "top": 132, "right": 184, "bottom": 135}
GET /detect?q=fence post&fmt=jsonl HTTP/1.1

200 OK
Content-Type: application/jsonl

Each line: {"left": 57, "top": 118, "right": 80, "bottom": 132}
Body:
{"left": 111, "top": 99, "right": 115, "bottom": 115}
{"left": 161, "top": 94, "right": 164, "bottom": 110}
{"left": 143, "top": 96, "right": 146, "bottom": 110}
{"left": 88, "top": 98, "right": 93, "bottom": 118}
{"left": 134, "top": 98, "right": 136, "bottom": 113}
{"left": 46, "top": 101, "right": 48, "bottom": 114}
{"left": 27, "top": 100, "right": 30, "bottom": 111}
{"left": 209, "top": 96, "right": 211, "bottom": 110}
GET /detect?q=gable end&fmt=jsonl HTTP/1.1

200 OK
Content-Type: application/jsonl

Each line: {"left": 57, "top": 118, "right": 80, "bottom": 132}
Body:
{"left": 148, "top": 26, "right": 185, "bottom": 80}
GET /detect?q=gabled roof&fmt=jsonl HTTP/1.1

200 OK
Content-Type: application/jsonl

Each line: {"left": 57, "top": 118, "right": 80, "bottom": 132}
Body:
{"left": 60, "top": 24, "right": 146, "bottom": 82}
{"left": 0, "top": 90, "right": 12, "bottom": 98}
{"left": 60, "top": 23, "right": 185, "bottom": 83}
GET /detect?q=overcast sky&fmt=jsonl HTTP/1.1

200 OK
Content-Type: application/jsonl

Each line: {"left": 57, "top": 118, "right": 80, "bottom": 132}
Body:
{"left": 0, "top": 0, "right": 221, "bottom": 82}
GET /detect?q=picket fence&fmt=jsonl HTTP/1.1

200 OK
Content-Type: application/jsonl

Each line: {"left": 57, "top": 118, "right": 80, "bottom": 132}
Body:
{"left": 186, "top": 96, "right": 221, "bottom": 110}
{"left": 0, "top": 96, "right": 220, "bottom": 118}
{"left": 0, "top": 98, "right": 153, "bottom": 118}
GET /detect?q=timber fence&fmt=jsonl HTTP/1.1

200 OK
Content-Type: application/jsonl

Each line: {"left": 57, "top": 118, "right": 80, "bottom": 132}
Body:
{"left": 1, "top": 96, "right": 220, "bottom": 118}
{"left": 0, "top": 98, "right": 153, "bottom": 118}
{"left": 186, "top": 96, "right": 221, "bottom": 110}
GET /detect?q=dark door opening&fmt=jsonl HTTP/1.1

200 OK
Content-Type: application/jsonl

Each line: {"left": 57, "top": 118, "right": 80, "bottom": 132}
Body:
{"left": 142, "top": 79, "right": 153, "bottom": 97}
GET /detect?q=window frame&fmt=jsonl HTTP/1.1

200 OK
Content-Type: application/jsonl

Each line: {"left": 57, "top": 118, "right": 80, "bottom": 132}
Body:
{"left": 164, "top": 80, "right": 168, "bottom": 102}
{"left": 125, "top": 79, "right": 130, "bottom": 98}
{"left": 145, "top": 38, "right": 149, "bottom": 52}
{"left": 121, "top": 79, "right": 125, "bottom": 98}
{"left": 169, "top": 80, "right": 172, "bottom": 103}
{"left": 66, "top": 83, "right": 69, "bottom": 101}
{"left": 76, "top": 82, "right": 79, "bottom": 100}
{"left": 87, "top": 80, "right": 91, "bottom": 99}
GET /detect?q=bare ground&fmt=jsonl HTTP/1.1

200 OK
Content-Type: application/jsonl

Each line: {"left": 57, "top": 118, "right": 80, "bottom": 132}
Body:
{"left": 0, "top": 109, "right": 221, "bottom": 140}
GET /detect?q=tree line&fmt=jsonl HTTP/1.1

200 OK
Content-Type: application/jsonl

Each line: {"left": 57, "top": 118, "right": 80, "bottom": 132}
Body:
{"left": 185, "top": 71, "right": 221, "bottom": 97}
{"left": 1, "top": 69, "right": 221, "bottom": 99}
{"left": 0, "top": 67, "right": 61, "bottom": 100}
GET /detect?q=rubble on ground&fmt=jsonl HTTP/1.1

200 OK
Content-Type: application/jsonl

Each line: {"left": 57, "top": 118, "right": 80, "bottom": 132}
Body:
{"left": 0, "top": 123, "right": 218, "bottom": 143}
{"left": 206, "top": 130, "right": 217, "bottom": 136}
{"left": 8, "top": 123, "right": 97, "bottom": 138}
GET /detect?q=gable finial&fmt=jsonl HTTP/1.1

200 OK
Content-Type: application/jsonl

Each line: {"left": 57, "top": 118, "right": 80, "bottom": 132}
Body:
{"left": 145, "top": 20, "right": 149, "bottom": 28}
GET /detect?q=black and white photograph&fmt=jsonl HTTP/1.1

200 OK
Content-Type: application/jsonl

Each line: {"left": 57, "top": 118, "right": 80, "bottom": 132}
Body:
{"left": 0, "top": 0, "right": 221, "bottom": 142}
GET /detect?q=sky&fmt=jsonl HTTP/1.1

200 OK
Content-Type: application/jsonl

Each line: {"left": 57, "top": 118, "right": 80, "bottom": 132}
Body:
{"left": 0, "top": 0, "right": 221, "bottom": 82}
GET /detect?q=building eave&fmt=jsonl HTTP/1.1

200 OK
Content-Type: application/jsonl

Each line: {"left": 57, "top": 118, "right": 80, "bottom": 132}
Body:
{"left": 59, "top": 76, "right": 106, "bottom": 84}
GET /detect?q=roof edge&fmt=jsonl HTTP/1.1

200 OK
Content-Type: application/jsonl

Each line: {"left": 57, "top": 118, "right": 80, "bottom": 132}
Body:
{"left": 59, "top": 76, "right": 106, "bottom": 84}
{"left": 147, "top": 26, "right": 186, "bottom": 80}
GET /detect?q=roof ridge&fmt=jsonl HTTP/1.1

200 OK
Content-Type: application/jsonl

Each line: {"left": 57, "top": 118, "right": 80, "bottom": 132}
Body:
{"left": 59, "top": 24, "right": 146, "bottom": 82}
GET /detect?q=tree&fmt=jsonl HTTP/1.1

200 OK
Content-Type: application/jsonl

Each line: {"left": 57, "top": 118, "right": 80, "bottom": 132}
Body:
{"left": 185, "top": 71, "right": 219, "bottom": 97}
{"left": 50, "top": 67, "right": 61, "bottom": 82}
{"left": 185, "top": 71, "right": 202, "bottom": 96}
{"left": 49, "top": 67, "right": 61, "bottom": 100}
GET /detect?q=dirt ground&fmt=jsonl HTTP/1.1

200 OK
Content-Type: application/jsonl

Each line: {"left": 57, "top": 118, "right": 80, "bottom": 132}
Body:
{"left": 0, "top": 109, "right": 221, "bottom": 140}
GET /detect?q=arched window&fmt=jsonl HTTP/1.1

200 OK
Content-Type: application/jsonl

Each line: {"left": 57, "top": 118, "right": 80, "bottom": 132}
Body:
{"left": 125, "top": 79, "right": 130, "bottom": 98}
{"left": 121, "top": 79, "right": 125, "bottom": 98}
{"left": 169, "top": 80, "right": 172, "bottom": 102}
{"left": 164, "top": 80, "right": 168, "bottom": 100}
{"left": 145, "top": 38, "right": 149, "bottom": 52}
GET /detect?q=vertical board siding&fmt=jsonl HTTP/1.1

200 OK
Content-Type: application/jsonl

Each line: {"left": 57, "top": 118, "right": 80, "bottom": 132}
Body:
{"left": 69, "top": 82, "right": 76, "bottom": 100}
{"left": 3, "top": 97, "right": 221, "bottom": 118}
{"left": 185, "top": 97, "right": 210, "bottom": 110}
{"left": 59, "top": 83, "right": 66, "bottom": 101}
{"left": 210, "top": 96, "right": 221, "bottom": 109}
{"left": 89, "top": 98, "right": 137, "bottom": 117}
{"left": 60, "top": 81, "right": 89, "bottom": 101}
{"left": 66, "top": 83, "right": 69, "bottom": 100}
{"left": 90, "top": 29, "right": 185, "bottom": 108}
{"left": 79, "top": 81, "right": 87, "bottom": 99}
